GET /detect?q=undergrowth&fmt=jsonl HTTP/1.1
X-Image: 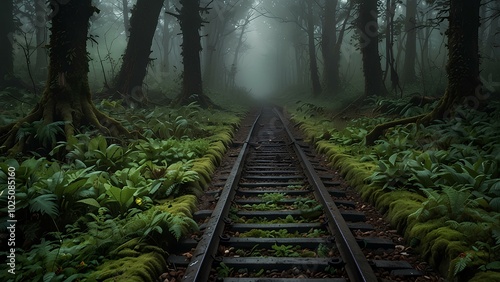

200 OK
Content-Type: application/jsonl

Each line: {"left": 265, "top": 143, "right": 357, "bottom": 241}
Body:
{"left": 0, "top": 100, "right": 247, "bottom": 281}
{"left": 289, "top": 98, "right": 500, "bottom": 280}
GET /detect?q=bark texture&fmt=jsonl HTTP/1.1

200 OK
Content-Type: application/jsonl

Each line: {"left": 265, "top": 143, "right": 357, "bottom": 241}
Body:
{"left": 321, "top": 0, "right": 339, "bottom": 95}
{"left": 113, "top": 0, "right": 164, "bottom": 107}
{"left": 401, "top": 0, "right": 417, "bottom": 85}
{"left": 0, "top": 0, "right": 14, "bottom": 88}
{"left": 420, "top": 0, "right": 481, "bottom": 123}
{"left": 306, "top": 0, "right": 322, "bottom": 96}
{"left": 366, "top": 0, "right": 481, "bottom": 144}
{"left": 1, "top": 0, "right": 130, "bottom": 154}
{"left": 358, "top": 0, "right": 385, "bottom": 96}
{"left": 170, "top": 0, "right": 215, "bottom": 108}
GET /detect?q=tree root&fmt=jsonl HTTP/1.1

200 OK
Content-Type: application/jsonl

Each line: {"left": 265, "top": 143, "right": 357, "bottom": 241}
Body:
{"left": 364, "top": 114, "right": 426, "bottom": 146}
{"left": 1, "top": 99, "right": 134, "bottom": 156}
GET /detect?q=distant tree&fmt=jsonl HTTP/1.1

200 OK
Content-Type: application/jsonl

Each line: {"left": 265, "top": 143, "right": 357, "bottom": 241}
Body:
{"left": 357, "top": 0, "right": 386, "bottom": 96}
{"left": 122, "top": 0, "right": 130, "bottom": 37}
{"left": 0, "top": 0, "right": 14, "bottom": 88}
{"left": 306, "top": 0, "right": 322, "bottom": 96}
{"left": 401, "top": 0, "right": 417, "bottom": 85}
{"left": 162, "top": 0, "right": 172, "bottom": 73}
{"left": 366, "top": 0, "right": 481, "bottom": 144}
{"left": 0, "top": 0, "right": 131, "bottom": 153}
{"left": 322, "top": 0, "right": 354, "bottom": 95}
{"left": 321, "top": 0, "right": 338, "bottom": 95}
{"left": 202, "top": 0, "right": 253, "bottom": 89}
{"left": 111, "top": 0, "right": 164, "bottom": 107}
{"left": 383, "top": 0, "right": 402, "bottom": 95}
{"left": 227, "top": 12, "right": 255, "bottom": 89}
{"left": 34, "top": 0, "right": 48, "bottom": 80}
{"left": 168, "top": 0, "right": 215, "bottom": 107}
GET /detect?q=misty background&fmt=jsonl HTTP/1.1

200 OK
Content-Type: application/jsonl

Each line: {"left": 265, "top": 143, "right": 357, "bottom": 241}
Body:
{"left": 4, "top": 0, "right": 500, "bottom": 103}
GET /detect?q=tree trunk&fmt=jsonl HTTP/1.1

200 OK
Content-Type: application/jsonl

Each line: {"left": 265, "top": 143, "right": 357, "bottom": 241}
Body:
{"left": 420, "top": 0, "right": 481, "bottom": 123}
{"left": 202, "top": 19, "right": 222, "bottom": 89}
{"left": 358, "top": 0, "right": 386, "bottom": 96}
{"left": 384, "top": 0, "right": 402, "bottom": 95}
{"left": 307, "top": 0, "right": 322, "bottom": 96}
{"left": 0, "top": 0, "right": 14, "bottom": 88}
{"left": 122, "top": 0, "right": 130, "bottom": 37}
{"left": 227, "top": 14, "right": 251, "bottom": 89}
{"left": 170, "top": 0, "right": 215, "bottom": 108}
{"left": 322, "top": 0, "right": 339, "bottom": 95}
{"left": 485, "top": 1, "right": 499, "bottom": 59}
{"left": 112, "top": 0, "right": 164, "bottom": 107}
{"left": 34, "top": 0, "right": 48, "bottom": 81}
{"left": 366, "top": 0, "right": 482, "bottom": 145}
{"left": 162, "top": 0, "right": 171, "bottom": 73}
{"left": 0, "top": 0, "right": 131, "bottom": 154}
{"left": 402, "top": 0, "right": 417, "bottom": 85}
{"left": 331, "top": 1, "right": 355, "bottom": 94}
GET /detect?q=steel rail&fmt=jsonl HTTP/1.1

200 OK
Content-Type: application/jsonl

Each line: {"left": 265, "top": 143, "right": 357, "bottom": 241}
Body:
{"left": 274, "top": 108, "right": 378, "bottom": 282}
{"left": 181, "top": 109, "right": 262, "bottom": 282}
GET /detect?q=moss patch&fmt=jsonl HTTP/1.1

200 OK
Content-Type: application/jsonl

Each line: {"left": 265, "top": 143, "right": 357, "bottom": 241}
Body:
{"left": 88, "top": 252, "right": 166, "bottom": 282}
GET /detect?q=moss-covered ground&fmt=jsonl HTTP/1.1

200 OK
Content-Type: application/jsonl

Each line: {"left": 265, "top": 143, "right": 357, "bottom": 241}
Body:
{"left": 284, "top": 96, "right": 500, "bottom": 281}
{"left": 0, "top": 92, "right": 253, "bottom": 281}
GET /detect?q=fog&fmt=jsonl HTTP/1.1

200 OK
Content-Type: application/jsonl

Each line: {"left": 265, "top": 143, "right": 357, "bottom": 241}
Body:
{"left": 2, "top": 0, "right": 499, "bottom": 106}
{"left": 236, "top": 18, "right": 278, "bottom": 98}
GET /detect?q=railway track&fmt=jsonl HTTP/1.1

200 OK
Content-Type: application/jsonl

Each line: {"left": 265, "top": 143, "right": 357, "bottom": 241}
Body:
{"left": 166, "top": 107, "right": 423, "bottom": 282}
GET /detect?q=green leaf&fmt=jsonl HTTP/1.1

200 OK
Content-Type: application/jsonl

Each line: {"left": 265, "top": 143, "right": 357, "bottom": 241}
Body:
{"left": 484, "top": 261, "right": 500, "bottom": 270}
{"left": 104, "top": 184, "right": 136, "bottom": 213}
{"left": 30, "top": 194, "right": 59, "bottom": 218}
{"left": 388, "top": 153, "right": 398, "bottom": 166}
{"left": 489, "top": 197, "right": 500, "bottom": 212}
{"left": 77, "top": 198, "right": 101, "bottom": 208}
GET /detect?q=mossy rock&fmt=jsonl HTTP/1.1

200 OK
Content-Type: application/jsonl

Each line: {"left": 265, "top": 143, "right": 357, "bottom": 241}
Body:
{"left": 88, "top": 252, "right": 166, "bottom": 282}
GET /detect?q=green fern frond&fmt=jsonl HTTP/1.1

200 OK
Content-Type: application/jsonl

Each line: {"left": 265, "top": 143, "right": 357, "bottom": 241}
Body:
{"left": 453, "top": 252, "right": 473, "bottom": 277}
{"left": 29, "top": 193, "right": 59, "bottom": 218}
{"left": 34, "top": 121, "right": 66, "bottom": 147}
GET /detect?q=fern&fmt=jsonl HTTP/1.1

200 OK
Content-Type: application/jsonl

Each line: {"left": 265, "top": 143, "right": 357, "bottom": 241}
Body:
{"left": 35, "top": 121, "right": 66, "bottom": 148}
{"left": 453, "top": 252, "right": 473, "bottom": 277}
{"left": 29, "top": 193, "right": 59, "bottom": 218}
{"left": 167, "top": 214, "right": 198, "bottom": 241}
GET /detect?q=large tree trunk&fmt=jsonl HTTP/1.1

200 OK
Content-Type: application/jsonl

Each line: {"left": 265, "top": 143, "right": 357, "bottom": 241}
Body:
{"left": 401, "top": 0, "right": 417, "bottom": 85}
{"left": 358, "top": 0, "right": 386, "bottom": 96}
{"left": 170, "top": 0, "right": 214, "bottom": 108}
{"left": 112, "top": 0, "right": 164, "bottom": 107}
{"left": 34, "top": 0, "right": 48, "bottom": 81}
{"left": 0, "top": 0, "right": 130, "bottom": 154}
{"left": 306, "top": 0, "right": 322, "bottom": 96}
{"left": 322, "top": 0, "right": 339, "bottom": 95}
{"left": 420, "top": 0, "right": 481, "bottom": 123}
{"left": 366, "top": 0, "right": 482, "bottom": 144}
{"left": 0, "top": 0, "right": 14, "bottom": 88}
